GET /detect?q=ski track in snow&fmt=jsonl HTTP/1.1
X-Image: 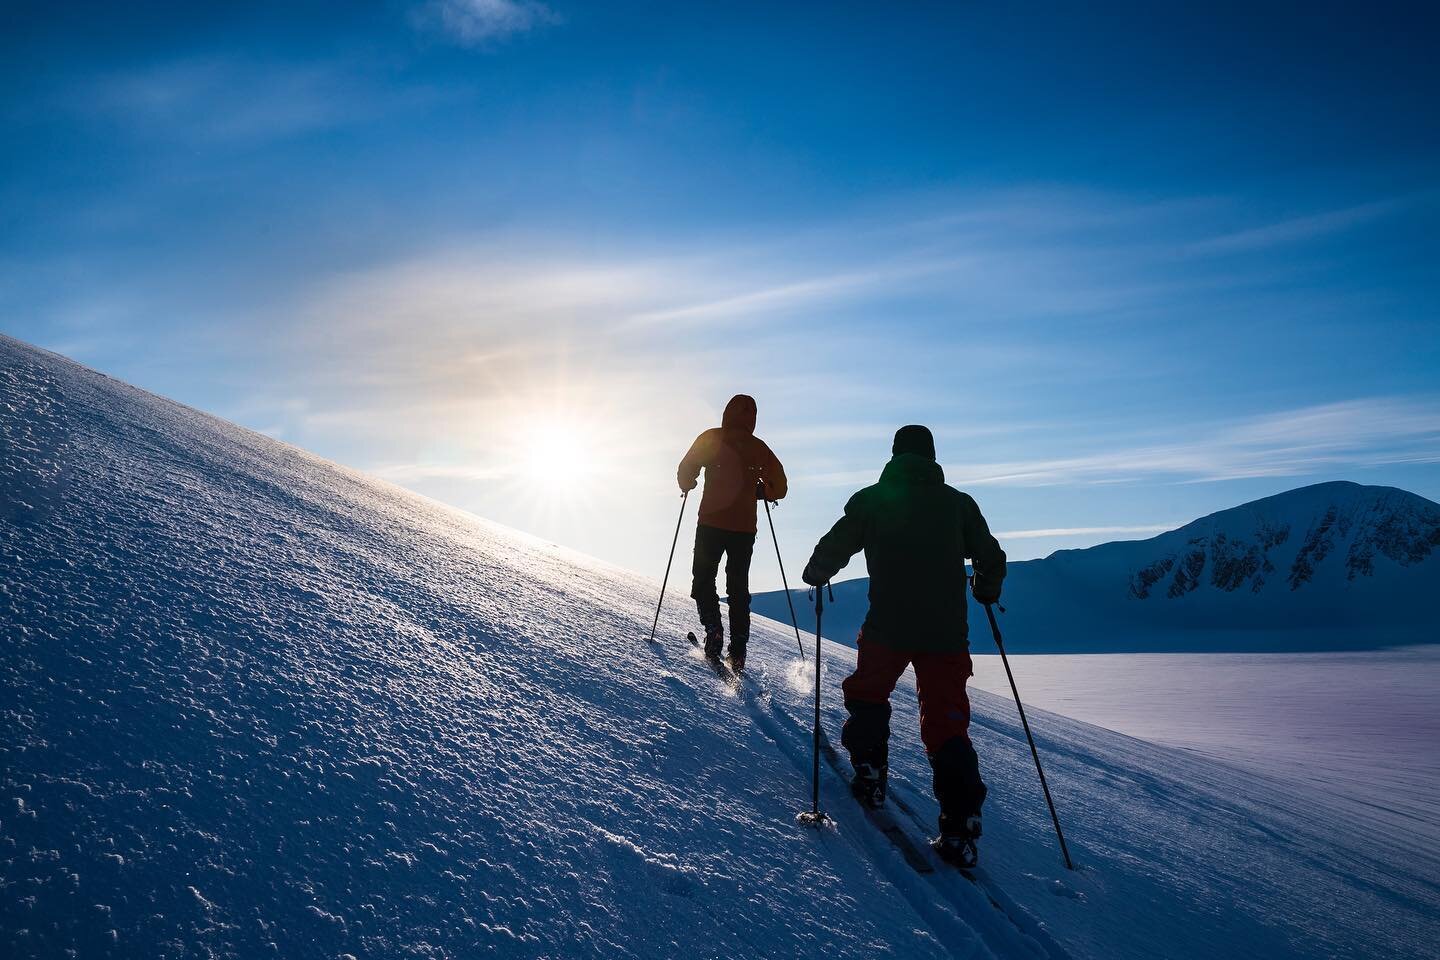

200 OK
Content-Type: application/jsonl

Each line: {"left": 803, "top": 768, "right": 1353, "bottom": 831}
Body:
{"left": 2, "top": 333, "right": 1438, "bottom": 960}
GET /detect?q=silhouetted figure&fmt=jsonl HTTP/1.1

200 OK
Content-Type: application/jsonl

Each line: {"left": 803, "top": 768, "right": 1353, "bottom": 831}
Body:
{"left": 801, "top": 424, "right": 1005, "bottom": 868}
{"left": 678, "top": 395, "right": 787, "bottom": 672}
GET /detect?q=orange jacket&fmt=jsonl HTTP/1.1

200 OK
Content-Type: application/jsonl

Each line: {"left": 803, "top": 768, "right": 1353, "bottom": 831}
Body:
{"left": 677, "top": 395, "right": 787, "bottom": 534}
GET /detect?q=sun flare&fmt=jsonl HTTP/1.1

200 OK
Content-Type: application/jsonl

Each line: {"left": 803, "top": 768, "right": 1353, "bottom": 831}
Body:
{"left": 520, "top": 419, "right": 595, "bottom": 499}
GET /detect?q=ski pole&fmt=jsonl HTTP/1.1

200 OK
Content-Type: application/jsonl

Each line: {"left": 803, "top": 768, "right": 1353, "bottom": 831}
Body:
{"left": 984, "top": 601, "right": 1074, "bottom": 870}
{"left": 798, "top": 581, "right": 834, "bottom": 826}
{"left": 645, "top": 490, "right": 689, "bottom": 645}
{"left": 759, "top": 481, "right": 806, "bottom": 659}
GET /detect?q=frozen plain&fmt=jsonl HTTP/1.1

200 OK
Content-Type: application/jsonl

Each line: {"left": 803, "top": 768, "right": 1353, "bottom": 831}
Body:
{"left": 968, "top": 646, "right": 1440, "bottom": 850}
{"left": 3, "top": 333, "right": 1438, "bottom": 960}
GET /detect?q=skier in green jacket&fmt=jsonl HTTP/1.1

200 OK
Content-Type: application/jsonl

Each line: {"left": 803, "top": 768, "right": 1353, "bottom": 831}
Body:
{"left": 802, "top": 424, "right": 1006, "bottom": 868}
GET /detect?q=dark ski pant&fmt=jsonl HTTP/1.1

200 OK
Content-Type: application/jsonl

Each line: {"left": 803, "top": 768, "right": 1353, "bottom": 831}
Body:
{"left": 841, "top": 631, "right": 987, "bottom": 824}
{"left": 690, "top": 523, "right": 755, "bottom": 657}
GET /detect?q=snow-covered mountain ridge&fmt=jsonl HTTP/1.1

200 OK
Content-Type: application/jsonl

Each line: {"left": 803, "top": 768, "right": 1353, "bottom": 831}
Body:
{"left": 3, "top": 334, "right": 1437, "bottom": 959}
{"left": 755, "top": 482, "right": 1439, "bottom": 653}
{"left": 1120, "top": 482, "right": 1438, "bottom": 599}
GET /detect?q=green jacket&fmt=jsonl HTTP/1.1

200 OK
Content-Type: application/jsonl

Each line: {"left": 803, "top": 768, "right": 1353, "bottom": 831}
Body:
{"left": 806, "top": 453, "right": 1006, "bottom": 652}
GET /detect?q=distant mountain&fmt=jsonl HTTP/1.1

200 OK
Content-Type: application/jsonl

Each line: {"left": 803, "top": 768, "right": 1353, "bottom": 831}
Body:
{"left": 751, "top": 482, "right": 1440, "bottom": 652}
{"left": 1122, "top": 482, "right": 1439, "bottom": 599}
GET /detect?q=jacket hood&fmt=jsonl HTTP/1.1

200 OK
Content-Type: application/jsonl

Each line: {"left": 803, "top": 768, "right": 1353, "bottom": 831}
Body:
{"left": 892, "top": 424, "right": 936, "bottom": 461}
{"left": 880, "top": 452, "right": 944, "bottom": 486}
{"left": 722, "top": 394, "right": 757, "bottom": 434}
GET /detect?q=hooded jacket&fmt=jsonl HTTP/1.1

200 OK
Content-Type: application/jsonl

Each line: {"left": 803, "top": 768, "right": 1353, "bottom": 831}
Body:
{"left": 677, "top": 395, "right": 787, "bottom": 534}
{"left": 805, "top": 453, "right": 1006, "bottom": 652}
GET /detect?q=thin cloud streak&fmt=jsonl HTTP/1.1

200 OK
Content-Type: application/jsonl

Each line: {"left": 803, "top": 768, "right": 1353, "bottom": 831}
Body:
{"left": 955, "top": 399, "right": 1440, "bottom": 487}
{"left": 805, "top": 398, "right": 1440, "bottom": 490}
{"left": 288, "top": 184, "right": 1425, "bottom": 358}
{"left": 77, "top": 57, "right": 463, "bottom": 147}
{"left": 623, "top": 258, "right": 964, "bottom": 328}
{"left": 256, "top": 195, "right": 1439, "bottom": 525}
{"left": 1189, "top": 193, "right": 1432, "bottom": 254}
{"left": 1193, "top": 202, "right": 1392, "bottom": 253}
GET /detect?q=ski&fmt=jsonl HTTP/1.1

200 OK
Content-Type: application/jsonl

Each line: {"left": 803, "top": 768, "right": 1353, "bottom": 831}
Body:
{"left": 817, "top": 733, "right": 935, "bottom": 875}
{"left": 686, "top": 631, "right": 740, "bottom": 685}
{"left": 885, "top": 782, "right": 1018, "bottom": 908}
{"left": 892, "top": 784, "right": 990, "bottom": 889}
{"left": 820, "top": 731, "right": 1024, "bottom": 907}
{"left": 890, "top": 782, "right": 1080, "bottom": 960}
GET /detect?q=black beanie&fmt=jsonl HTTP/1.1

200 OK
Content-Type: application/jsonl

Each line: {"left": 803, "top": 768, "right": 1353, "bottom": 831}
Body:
{"left": 892, "top": 424, "right": 936, "bottom": 460}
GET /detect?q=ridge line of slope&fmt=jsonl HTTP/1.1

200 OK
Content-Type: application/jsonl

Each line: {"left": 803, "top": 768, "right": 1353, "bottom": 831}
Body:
{"left": 0, "top": 334, "right": 653, "bottom": 584}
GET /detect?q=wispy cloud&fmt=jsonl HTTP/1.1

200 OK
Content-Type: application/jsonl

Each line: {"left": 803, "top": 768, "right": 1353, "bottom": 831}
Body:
{"left": 245, "top": 191, "right": 1438, "bottom": 526}
{"left": 416, "top": 0, "right": 559, "bottom": 46}
{"left": 801, "top": 398, "right": 1440, "bottom": 490}
{"left": 616, "top": 188, "right": 1431, "bottom": 331}
{"left": 272, "top": 223, "right": 1089, "bottom": 459}
{"left": 948, "top": 398, "right": 1440, "bottom": 487}
{"left": 81, "top": 58, "right": 454, "bottom": 146}
{"left": 623, "top": 259, "right": 962, "bottom": 328}
{"left": 1189, "top": 195, "right": 1427, "bottom": 254}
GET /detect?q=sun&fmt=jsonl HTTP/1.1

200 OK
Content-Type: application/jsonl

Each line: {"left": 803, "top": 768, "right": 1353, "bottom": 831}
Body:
{"left": 521, "top": 419, "right": 595, "bottom": 499}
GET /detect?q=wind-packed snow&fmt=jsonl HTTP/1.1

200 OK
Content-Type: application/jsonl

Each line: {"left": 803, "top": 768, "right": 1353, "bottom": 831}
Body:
{"left": 3, "top": 333, "right": 1437, "bottom": 960}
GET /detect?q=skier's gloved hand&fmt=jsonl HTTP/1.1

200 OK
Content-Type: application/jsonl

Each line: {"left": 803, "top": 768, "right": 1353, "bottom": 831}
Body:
{"left": 971, "top": 578, "right": 1002, "bottom": 605}
{"left": 680, "top": 477, "right": 698, "bottom": 493}
{"left": 802, "top": 560, "right": 827, "bottom": 587}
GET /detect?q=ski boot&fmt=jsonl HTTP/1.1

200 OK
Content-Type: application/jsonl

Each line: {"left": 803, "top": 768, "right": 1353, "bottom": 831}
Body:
{"left": 701, "top": 622, "right": 724, "bottom": 663}
{"left": 850, "top": 761, "right": 888, "bottom": 809}
{"left": 931, "top": 814, "right": 981, "bottom": 870}
{"left": 725, "top": 641, "right": 746, "bottom": 674}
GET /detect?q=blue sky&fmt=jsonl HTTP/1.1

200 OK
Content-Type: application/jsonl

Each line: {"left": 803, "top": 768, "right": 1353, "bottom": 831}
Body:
{"left": 3, "top": 1, "right": 1438, "bottom": 590}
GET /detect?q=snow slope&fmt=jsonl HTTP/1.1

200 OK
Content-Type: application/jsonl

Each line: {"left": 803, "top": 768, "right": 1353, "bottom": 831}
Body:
{"left": 3, "top": 333, "right": 1437, "bottom": 960}
{"left": 753, "top": 482, "right": 1440, "bottom": 653}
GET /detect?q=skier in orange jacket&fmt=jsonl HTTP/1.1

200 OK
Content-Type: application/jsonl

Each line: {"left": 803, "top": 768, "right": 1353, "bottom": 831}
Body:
{"left": 677, "top": 394, "right": 787, "bottom": 671}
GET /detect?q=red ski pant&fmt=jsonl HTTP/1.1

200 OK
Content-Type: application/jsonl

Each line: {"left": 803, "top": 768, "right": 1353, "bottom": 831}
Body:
{"left": 841, "top": 632, "right": 974, "bottom": 755}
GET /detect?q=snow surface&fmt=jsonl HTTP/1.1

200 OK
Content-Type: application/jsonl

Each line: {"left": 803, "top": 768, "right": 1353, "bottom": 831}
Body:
{"left": 3, "top": 333, "right": 1438, "bottom": 960}
{"left": 967, "top": 648, "right": 1440, "bottom": 852}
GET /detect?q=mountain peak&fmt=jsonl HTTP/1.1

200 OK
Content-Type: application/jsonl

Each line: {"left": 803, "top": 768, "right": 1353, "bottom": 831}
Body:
{"left": 1129, "top": 481, "right": 1440, "bottom": 600}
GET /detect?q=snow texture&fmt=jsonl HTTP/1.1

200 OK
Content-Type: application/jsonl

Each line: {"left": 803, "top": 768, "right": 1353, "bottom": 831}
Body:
{"left": 3, "top": 333, "right": 1437, "bottom": 959}
{"left": 753, "top": 481, "right": 1440, "bottom": 653}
